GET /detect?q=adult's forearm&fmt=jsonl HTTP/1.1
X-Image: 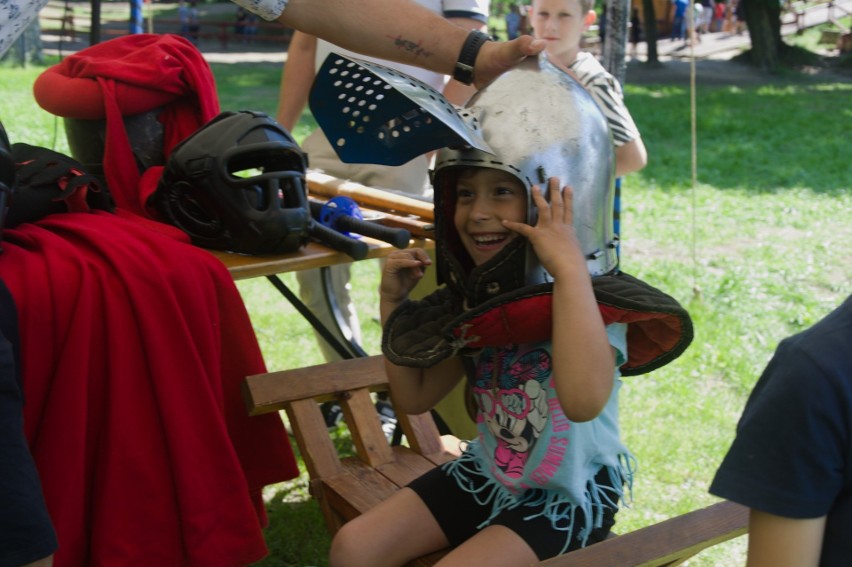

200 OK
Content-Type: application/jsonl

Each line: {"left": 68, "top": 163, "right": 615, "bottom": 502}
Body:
{"left": 441, "top": 17, "right": 487, "bottom": 105}
{"left": 235, "top": 0, "right": 544, "bottom": 87}
{"left": 277, "top": 0, "right": 468, "bottom": 77}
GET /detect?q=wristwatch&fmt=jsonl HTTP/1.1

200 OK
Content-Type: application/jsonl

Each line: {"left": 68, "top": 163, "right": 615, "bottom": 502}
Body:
{"left": 453, "top": 30, "right": 491, "bottom": 86}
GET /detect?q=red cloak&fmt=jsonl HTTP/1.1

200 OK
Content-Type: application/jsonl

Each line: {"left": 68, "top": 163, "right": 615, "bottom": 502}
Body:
{"left": 0, "top": 212, "right": 298, "bottom": 567}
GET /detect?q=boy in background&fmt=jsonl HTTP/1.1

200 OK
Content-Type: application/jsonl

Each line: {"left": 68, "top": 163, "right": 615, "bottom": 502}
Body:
{"left": 530, "top": 0, "right": 647, "bottom": 177}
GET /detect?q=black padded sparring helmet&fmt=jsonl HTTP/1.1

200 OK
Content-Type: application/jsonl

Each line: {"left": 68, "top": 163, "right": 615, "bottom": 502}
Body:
{"left": 154, "top": 110, "right": 311, "bottom": 254}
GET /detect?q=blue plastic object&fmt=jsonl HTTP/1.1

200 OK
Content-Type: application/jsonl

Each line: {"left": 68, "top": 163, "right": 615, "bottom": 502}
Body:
{"left": 319, "top": 196, "right": 363, "bottom": 239}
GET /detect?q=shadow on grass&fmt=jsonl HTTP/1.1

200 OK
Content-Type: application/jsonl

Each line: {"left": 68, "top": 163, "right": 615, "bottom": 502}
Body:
{"left": 253, "top": 491, "right": 331, "bottom": 567}
{"left": 249, "top": 426, "right": 354, "bottom": 567}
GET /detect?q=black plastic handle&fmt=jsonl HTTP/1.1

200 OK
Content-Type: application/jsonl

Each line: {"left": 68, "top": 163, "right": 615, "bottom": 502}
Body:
{"left": 309, "top": 200, "right": 412, "bottom": 249}
{"left": 308, "top": 221, "right": 369, "bottom": 260}
{"left": 332, "top": 215, "right": 411, "bottom": 249}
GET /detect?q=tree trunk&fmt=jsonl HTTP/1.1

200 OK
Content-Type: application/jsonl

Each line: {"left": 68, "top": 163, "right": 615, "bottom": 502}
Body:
{"left": 743, "top": 0, "right": 784, "bottom": 70}
{"left": 642, "top": 0, "right": 660, "bottom": 64}
{"left": 603, "top": 0, "right": 630, "bottom": 84}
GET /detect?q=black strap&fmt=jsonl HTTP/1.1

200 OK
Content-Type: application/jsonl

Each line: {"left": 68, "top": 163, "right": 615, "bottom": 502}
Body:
{"left": 453, "top": 30, "right": 491, "bottom": 85}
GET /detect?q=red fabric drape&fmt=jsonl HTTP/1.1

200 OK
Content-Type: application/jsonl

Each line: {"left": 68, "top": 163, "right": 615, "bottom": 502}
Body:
{"left": 33, "top": 33, "right": 220, "bottom": 216}
{"left": 0, "top": 212, "right": 298, "bottom": 567}
{"left": 19, "top": 34, "right": 301, "bottom": 566}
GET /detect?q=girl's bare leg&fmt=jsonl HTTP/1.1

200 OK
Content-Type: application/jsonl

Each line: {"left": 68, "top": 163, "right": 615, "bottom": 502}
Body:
{"left": 329, "top": 487, "right": 449, "bottom": 567}
{"left": 434, "top": 524, "right": 538, "bottom": 567}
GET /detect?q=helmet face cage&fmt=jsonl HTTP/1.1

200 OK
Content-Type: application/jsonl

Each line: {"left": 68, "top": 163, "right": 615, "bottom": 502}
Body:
{"left": 432, "top": 55, "right": 617, "bottom": 299}
{"left": 155, "top": 110, "right": 311, "bottom": 254}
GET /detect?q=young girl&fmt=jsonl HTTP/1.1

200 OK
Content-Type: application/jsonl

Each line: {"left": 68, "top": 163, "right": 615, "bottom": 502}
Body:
{"left": 326, "top": 55, "right": 690, "bottom": 567}
{"left": 350, "top": 180, "right": 626, "bottom": 567}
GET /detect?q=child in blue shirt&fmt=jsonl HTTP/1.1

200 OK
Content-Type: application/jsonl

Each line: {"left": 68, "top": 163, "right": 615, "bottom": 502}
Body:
{"left": 326, "top": 54, "right": 691, "bottom": 567}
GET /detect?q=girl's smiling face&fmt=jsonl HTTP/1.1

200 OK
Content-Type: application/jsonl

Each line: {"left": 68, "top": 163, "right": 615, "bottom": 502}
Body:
{"left": 453, "top": 168, "right": 527, "bottom": 266}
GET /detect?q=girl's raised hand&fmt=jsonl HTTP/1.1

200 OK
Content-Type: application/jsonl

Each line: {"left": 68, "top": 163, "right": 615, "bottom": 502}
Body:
{"left": 502, "top": 177, "right": 584, "bottom": 278}
{"left": 379, "top": 248, "right": 432, "bottom": 304}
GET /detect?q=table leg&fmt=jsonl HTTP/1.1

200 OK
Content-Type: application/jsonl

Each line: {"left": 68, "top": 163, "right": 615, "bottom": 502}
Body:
{"left": 264, "top": 272, "right": 364, "bottom": 360}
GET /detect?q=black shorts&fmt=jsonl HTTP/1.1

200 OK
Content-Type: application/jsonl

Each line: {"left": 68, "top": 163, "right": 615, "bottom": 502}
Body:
{"left": 0, "top": 280, "right": 58, "bottom": 566}
{"left": 408, "top": 464, "right": 617, "bottom": 561}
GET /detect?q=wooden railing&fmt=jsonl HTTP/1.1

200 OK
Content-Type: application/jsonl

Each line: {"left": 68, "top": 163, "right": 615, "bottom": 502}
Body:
{"left": 41, "top": 12, "right": 293, "bottom": 50}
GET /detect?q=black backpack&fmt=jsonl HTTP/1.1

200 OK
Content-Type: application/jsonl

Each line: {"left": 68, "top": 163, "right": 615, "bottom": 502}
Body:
{"left": 6, "top": 143, "right": 114, "bottom": 229}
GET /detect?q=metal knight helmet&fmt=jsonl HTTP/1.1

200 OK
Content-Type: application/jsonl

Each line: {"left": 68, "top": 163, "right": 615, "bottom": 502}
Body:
{"left": 431, "top": 54, "right": 618, "bottom": 307}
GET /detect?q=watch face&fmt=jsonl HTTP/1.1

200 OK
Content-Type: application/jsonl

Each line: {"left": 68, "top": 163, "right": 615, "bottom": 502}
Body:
{"left": 453, "top": 63, "right": 474, "bottom": 84}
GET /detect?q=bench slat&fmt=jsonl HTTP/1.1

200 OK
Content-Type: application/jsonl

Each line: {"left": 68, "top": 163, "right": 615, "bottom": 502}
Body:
{"left": 318, "top": 460, "right": 401, "bottom": 531}
{"left": 340, "top": 387, "right": 395, "bottom": 468}
{"left": 243, "top": 355, "right": 387, "bottom": 415}
{"left": 535, "top": 500, "right": 749, "bottom": 567}
{"left": 376, "top": 447, "right": 443, "bottom": 487}
{"left": 287, "top": 398, "right": 342, "bottom": 480}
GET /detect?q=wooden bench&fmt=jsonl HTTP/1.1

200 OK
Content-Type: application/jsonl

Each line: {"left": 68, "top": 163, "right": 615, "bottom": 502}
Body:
{"left": 243, "top": 355, "right": 748, "bottom": 566}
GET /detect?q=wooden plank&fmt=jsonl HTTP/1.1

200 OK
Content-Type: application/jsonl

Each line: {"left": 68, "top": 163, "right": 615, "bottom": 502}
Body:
{"left": 214, "top": 233, "right": 434, "bottom": 281}
{"left": 397, "top": 411, "right": 443, "bottom": 455}
{"left": 340, "top": 388, "right": 395, "bottom": 468}
{"left": 212, "top": 238, "right": 416, "bottom": 281}
{"left": 321, "top": 460, "right": 402, "bottom": 521}
{"left": 374, "top": 212, "right": 435, "bottom": 240}
{"left": 243, "top": 355, "right": 389, "bottom": 415}
{"left": 396, "top": 412, "right": 460, "bottom": 466}
{"left": 534, "top": 500, "right": 748, "bottom": 567}
{"left": 375, "top": 447, "right": 444, "bottom": 487}
{"left": 307, "top": 172, "right": 435, "bottom": 220}
{"left": 286, "top": 399, "right": 342, "bottom": 480}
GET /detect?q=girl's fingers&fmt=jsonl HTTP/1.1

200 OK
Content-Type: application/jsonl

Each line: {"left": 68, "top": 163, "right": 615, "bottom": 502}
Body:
{"left": 530, "top": 184, "right": 550, "bottom": 223}
{"left": 388, "top": 248, "right": 431, "bottom": 264}
{"left": 502, "top": 218, "right": 529, "bottom": 236}
{"left": 384, "top": 250, "right": 431, "bottom": 276}
{"left": 547, "top": 178, "right": 563, "bottom": 202}
{"left": 531, "top": 178, "right": 566, "bottom": 225}
{"left": 560, "top": 185, "right": 574, "bottom": 224}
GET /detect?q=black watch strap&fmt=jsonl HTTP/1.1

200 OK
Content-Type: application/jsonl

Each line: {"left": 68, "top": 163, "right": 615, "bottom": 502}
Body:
{"left": 453, "top": 30, "right": 491, "bottom": 86}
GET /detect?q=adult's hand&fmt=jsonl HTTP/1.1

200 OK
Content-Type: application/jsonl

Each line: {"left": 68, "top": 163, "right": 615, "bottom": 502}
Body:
{"left": 473, "top": 35, "right": 545, "bottom": 89}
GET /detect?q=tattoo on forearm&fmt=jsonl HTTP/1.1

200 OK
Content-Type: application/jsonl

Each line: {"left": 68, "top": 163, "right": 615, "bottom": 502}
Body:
{"left": 388, "top": 35, "right": 433, "bottom": 59}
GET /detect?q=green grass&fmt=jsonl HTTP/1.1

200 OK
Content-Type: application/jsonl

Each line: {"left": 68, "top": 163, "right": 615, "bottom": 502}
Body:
{"left": 2, "top": 44, "right": 850, "bottom": 566}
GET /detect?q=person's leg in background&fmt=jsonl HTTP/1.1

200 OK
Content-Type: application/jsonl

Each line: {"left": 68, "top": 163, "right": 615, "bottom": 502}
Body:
{"left": 296, "top": 264, "right": 362, "bottom": 361}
